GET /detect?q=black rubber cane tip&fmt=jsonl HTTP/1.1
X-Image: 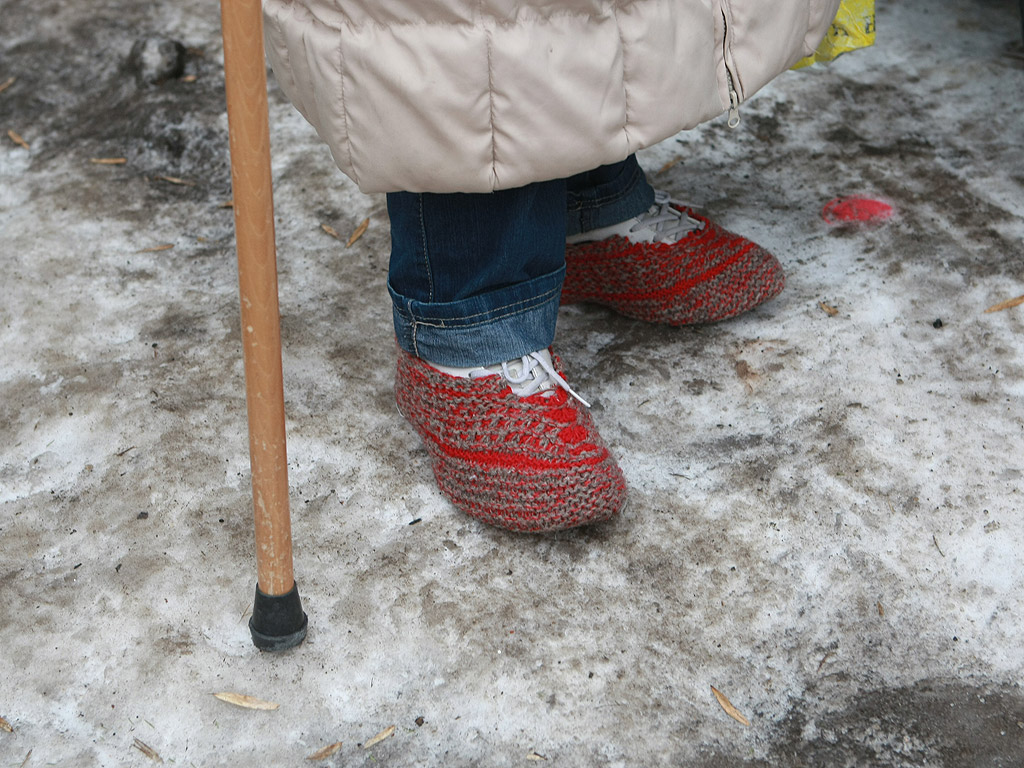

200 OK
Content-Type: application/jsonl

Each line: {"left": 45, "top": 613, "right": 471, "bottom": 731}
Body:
{"left": 248, "top": 582, "right": 308, "bottom": 651}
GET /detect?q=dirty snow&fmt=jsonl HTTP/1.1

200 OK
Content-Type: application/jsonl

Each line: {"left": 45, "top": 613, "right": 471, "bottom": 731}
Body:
{"left": 1, "top": 0, "right": 1023, "bottom": 765}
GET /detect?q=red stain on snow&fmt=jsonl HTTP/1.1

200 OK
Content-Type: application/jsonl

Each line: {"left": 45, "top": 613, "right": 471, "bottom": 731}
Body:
{"left": 822, "top": 197, "right": 894, "bottom": 224}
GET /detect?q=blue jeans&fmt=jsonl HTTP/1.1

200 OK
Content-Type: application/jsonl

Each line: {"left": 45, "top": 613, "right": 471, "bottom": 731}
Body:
{"left": 387, "top": 154, "right": 654, "bottom": 367}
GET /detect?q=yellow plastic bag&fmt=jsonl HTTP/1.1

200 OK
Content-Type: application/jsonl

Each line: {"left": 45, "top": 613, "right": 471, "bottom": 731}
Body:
{"left": 792, "top": 0, "right": 875, "bottom": 69}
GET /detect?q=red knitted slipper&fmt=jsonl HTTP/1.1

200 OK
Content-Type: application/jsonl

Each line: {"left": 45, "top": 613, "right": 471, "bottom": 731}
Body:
{"left": 563, "top": 191, "right": 785, "bottom": 325}
{"left": 395, "top": 347, "right": 626, "bottom": 533}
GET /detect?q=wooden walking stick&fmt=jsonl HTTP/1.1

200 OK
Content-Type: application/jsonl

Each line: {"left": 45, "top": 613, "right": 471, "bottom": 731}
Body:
{"left": 220, "top": 0, "right": 307, "bottom": 650}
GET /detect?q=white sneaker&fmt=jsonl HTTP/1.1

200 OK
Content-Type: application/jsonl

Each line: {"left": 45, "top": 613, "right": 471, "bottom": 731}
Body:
{"left": 566, "top": 190, "right": 703, "bottom": 245}
{"left": 426, "top": 349, "right": 590, "bottom": 407}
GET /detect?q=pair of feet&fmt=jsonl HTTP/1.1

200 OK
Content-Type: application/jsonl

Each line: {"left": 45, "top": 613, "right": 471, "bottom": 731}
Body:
{"left": 396, "top": 192, "right": 785, "bottom": 533}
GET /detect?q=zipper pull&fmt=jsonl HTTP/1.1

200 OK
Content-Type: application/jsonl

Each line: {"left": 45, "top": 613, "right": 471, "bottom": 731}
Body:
{"left": 726, "top": 73, "right": 741, "bottom": 129}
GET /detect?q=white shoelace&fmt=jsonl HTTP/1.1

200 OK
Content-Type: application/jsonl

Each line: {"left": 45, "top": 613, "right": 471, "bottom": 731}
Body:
{"left": 469, "top": 351, "right": 591, "bottom": 408}
{"left": 565, "top": 189, "right": 704, "bottom": 245}
{"left": 629, "top": 190, "right": 704, "bottom": 243}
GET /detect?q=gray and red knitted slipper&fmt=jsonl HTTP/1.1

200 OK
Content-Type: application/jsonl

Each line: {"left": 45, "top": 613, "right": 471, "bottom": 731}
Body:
{"left": 563, "top": 190, "right": 785, "bottom": 325}
{"left": 395, "top": 347, "right": 626, "bottom": 533}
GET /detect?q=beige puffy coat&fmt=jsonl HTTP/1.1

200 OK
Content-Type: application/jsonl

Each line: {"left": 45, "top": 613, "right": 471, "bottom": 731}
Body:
{"left": 263, "top": 0, "right": 840, "bottom": 193}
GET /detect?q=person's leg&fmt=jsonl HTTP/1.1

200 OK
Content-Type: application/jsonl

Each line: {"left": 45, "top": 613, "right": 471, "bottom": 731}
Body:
{"left": 387, "top": 181, "right": 626, "bottom": 533}
{"left": 565, "top": 155, "right": 655, "bottom": 236}
{"left": 387, "top": 180, "right": 565, "bottom": 368}
{"left": 562, "top": 154, "right": 786, "bottom": 325}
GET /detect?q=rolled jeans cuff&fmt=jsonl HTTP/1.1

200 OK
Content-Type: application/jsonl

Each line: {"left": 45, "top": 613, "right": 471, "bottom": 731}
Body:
{"left": 565, "top": 156, "right": 655, "bottom": 236}
{"left": 389, "top": 266, "right": 565, "bottom": 368}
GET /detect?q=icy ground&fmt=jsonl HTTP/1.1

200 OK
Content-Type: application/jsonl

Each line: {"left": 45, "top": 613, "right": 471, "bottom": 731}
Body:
{"left": 1, "top": 0, "right": 1023, "bottom": 765}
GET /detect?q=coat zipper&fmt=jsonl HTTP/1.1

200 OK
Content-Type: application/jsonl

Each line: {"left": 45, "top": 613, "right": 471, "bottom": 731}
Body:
{"left": 721, "top": 9, "right": 741, "bottom": 128}
{"left": 726, "top": 69, "right": 741, "bottom": 128}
